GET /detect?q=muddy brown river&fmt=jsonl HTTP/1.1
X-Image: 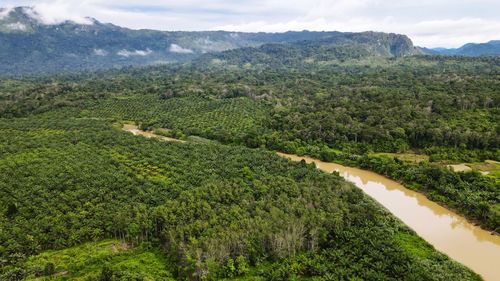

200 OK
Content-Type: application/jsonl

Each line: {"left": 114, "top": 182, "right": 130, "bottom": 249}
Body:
{"left": 278, "top": 153, "right": 500, "bottom": 281}
{"left": 123, "top": 125, "right": 500, "bottom": 280}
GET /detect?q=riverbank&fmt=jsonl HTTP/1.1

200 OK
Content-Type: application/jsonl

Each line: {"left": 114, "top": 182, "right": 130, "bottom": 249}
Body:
{"left": 277, "top": 153, "right": 500, "bottom": 281}
{"left": 122, "top": 124, "right": 500, "bottom": 281}
{"left": 330, "top": 153, "right": 499, "bottom": 232}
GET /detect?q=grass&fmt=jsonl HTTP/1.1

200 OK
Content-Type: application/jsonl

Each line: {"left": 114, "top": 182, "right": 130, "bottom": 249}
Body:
{"left": 370, "top": 152, "right": 430, "bottom": 163}
{"left": 469, "top": 160, "right": 500, "bottom": 174}
{"left": 372, "top": 152, "right": 500, "bottom": 180}
{"left": 444, "top": 160, "right": 500, "bottom": 181}
{"left": 394, "top": 232, "right": 435, "bottom": 260}
{"left": 23, "top": 240, "right": 175, "bottom": 280}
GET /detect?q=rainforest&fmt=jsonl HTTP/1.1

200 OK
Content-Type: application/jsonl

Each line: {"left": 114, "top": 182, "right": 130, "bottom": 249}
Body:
{"left": 0, "top": 4, "right": 499, "bottom": 281}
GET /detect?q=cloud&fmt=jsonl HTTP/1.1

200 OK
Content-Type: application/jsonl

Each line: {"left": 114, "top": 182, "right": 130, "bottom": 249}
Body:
{"left": 0, "top": 7, "right": 14, "bottom": 19}
{"left": 214, "top": 16, "right": 500, "bottom": 48}
{"left": 1, "top": 0, "right": 499, "bottom": 47}
{"left": 409, "top": 18, "right": 500, "bottom": 48}
{"left": 169, "top": 44, "right": 194, "bottom": 54}
{"left": 93, "top": 49, "right": 108, "bottom": 56}
{"left": 117, "top": 49, "right": 153, "bottom": 57}
{"left": 6, "top": 22, "right": 28, "bottom": 31}
{"left": 22, "top": 4, "right": 94, "bottom": 25}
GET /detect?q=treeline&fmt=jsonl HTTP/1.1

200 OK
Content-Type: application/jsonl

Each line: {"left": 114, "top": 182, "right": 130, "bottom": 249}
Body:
{"left": 3, "top": 55, "right": 498, "bottom": 156}
{"left": 242, "top": 136, "right": 499, "bottom": 231}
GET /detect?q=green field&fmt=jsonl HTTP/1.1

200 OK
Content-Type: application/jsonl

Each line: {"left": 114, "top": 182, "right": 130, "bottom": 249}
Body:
{"left": 22, "top": 240, "right": 174, "bottom": 280}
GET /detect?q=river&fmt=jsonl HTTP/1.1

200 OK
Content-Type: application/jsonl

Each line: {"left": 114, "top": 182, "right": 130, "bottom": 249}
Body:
{"left": 278, "top": 153, "right": 500, "bottom": 281}
{"left": 123, "top": 125, "right": 500, "bottom": 281}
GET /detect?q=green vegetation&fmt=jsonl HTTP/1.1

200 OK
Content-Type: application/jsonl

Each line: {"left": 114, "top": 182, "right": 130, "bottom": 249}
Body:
{"left": 370, "top": 152, "right": 430, "bottom": 163}
{"left": 350, "top": 154, "right": 499, "bottom": 230}
{"left": 3, "top": 7, "right": 416, "bottom": 76}
{"left": 394, "top": 233, "right": 435, "bottom": 259}
{"left": 0, "top": 31, "right": 498, "bottom": 280}
{"left": 21, "top": 240, "right": 174, "bottom": 280}
{"left": 3, "top": 56, "right": 498, "bottom": 158}
{"left": 429, "top": 40, "right": 500, "bottom": 56}
{"left": 463, "top": 160, "right": 500, "bottom": 179}
{"left": 0, "top": 52, "right": 498, "bottom": 234}
{"left": 0, "top": 115, "right": 480, "bottom": 280}
{"left": 83, "top": 95, "right": 268, "bottom": 142}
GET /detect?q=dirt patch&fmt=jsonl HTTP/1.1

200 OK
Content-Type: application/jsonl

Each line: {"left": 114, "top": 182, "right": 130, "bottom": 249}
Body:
{"left": 447, "top": 164, "right": 472, "bottom": 172}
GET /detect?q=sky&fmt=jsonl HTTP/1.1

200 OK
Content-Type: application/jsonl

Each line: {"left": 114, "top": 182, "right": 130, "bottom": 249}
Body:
{"left": 2, "top": 0, "right": 499, "bottom": 48}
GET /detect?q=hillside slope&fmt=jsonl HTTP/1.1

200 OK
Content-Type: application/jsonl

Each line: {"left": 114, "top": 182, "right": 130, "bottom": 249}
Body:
{"left": 198, "top": 31, "right": 420, "bottom": 68}
{"left": 0, "top": 7, "right": 420, "bottom": 75}
{"left": 428, "top": 41, "right": 500, "bottom": 56}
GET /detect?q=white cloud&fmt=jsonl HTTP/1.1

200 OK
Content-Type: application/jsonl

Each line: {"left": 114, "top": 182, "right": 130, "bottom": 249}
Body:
{"left": 6, "top": 22, "right": 27, "bottom": 31}
{"left": 214, "top": 16, "right": 500, "bottom": 48}
{"left": 169, "top": 43, "right": 194, "bottom": 54}
{"left": 93, "top": 48, "right": 108, "bottom": 56}
{"left": 117, "top": 49, "right": 153, "bottom": 57}
{"left": 22, "top": 5, "right": 94, "bottom": 25}
{"left": 408, "top": 18, "right": 500, "bottom": 48}
{"left": 1, "top": 0, "right": 499, "bottom": 47}
{"left": 0, "top": 7, "right": 14, "bottom": 19}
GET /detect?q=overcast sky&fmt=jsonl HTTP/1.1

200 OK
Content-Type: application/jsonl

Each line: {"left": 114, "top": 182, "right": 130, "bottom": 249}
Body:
{"left": 2, "top": 0, "right": 499, "bottom": 47}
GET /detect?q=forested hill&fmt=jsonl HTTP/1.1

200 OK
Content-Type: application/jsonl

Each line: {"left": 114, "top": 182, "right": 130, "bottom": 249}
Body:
{"left": 0, "top": 6, "right": 420, "bottom": 75}
{"left": 427, "top": 41, "right": 500, "bottom": 57}
{"left": 0, "top": 10, "right": 498, "bottom": 277}
{"left": 197, "top": 31, "right": 420, "bottom": 67}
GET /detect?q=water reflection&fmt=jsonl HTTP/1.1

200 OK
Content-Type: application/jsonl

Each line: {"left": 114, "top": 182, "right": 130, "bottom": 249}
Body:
{"left": 278, "top": 153, "right": 500, "bottom": 281}
{"left": 121, "top": 128, "right": 500, "bottom": 281}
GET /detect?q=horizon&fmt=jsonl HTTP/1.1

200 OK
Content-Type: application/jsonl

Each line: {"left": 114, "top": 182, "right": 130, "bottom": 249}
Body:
{"left": 1, "top": 1, "right": 499, "bottom": 48}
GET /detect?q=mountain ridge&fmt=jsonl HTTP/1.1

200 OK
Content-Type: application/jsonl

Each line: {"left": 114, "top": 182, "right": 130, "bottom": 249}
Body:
{"left": 427, "top": 40, "right": 500, "bottom": 56}
{"left": 0, "top": 6, "right": 419, "bottom": 75}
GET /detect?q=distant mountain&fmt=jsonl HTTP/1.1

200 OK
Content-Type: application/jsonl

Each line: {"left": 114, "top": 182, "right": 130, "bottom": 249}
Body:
{"left": 0, "top": 6, "right": 420, "bottom": 75}
{"left": 300, "top": 31, "right": 421, "bottom": 57}
{"left": 426, "top": 41, "right": 500, "bottom": 56}
{"left": 198, "top": 32, "right": 421, "bottom": 67}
